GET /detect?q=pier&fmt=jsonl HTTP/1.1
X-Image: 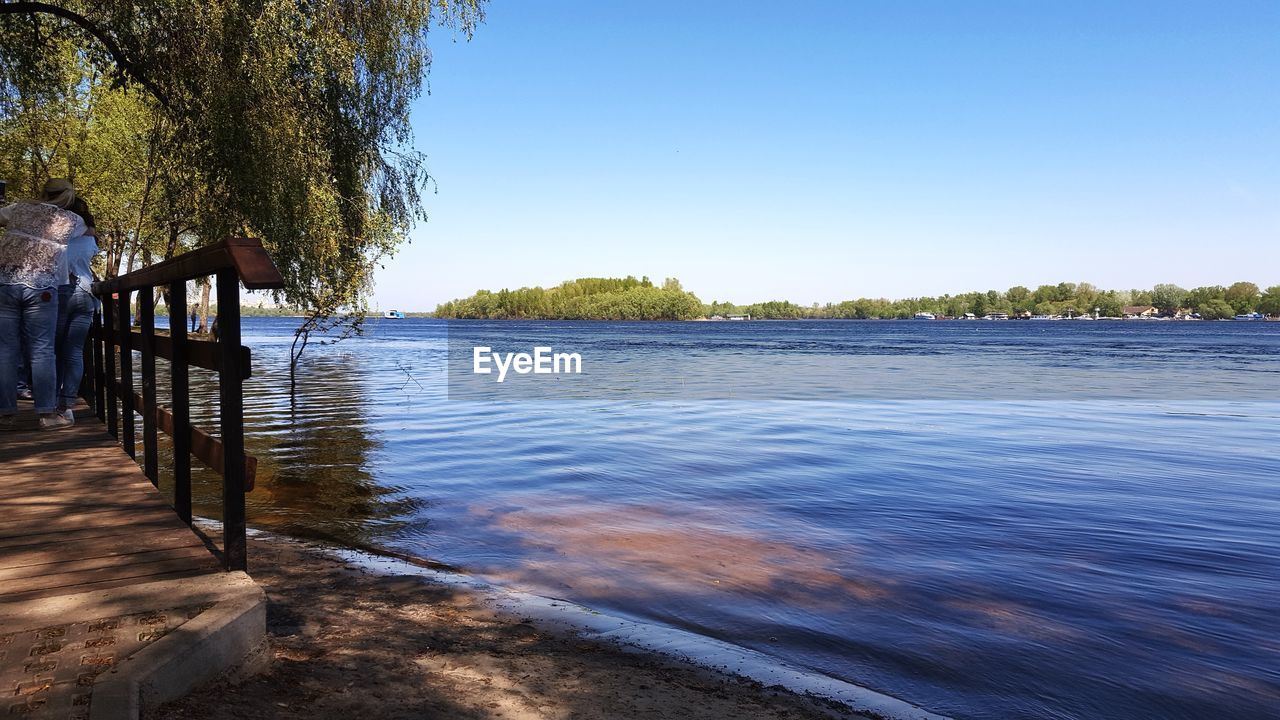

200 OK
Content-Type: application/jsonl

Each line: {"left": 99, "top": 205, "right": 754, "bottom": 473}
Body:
{"left": 1, "top": 239, "right": 283, "bottom": 719}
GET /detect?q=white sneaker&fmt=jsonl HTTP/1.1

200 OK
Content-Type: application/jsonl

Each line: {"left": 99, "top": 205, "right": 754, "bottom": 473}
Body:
{"left": 61, "top": 409, "right": 76, "bottom": 424}
{"left": 39, "top": 413, "right": 73, "bottom": 431}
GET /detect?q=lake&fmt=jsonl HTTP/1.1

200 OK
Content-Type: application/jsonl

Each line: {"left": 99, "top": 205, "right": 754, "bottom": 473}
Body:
{"left": 174, "top": 318, "right": 1279, "bottom": 719}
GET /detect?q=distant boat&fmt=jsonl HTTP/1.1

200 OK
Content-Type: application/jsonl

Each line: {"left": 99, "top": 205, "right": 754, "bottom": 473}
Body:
{"left": 913, "top": 311, "right": 936, "bottom": 320}
{"left": 1233, "top": 312, "right": 1265, "bottom": 321}
{"left": 383, "top": 310, "right": 405, "bottom": 319}
{"left": 982, "top": 313, "right": 1009, "bottom": 320}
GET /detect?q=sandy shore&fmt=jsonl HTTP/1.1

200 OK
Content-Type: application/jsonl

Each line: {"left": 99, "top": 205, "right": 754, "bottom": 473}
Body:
{"left": 151, "top": 533, "right": 875, "bottom": 720}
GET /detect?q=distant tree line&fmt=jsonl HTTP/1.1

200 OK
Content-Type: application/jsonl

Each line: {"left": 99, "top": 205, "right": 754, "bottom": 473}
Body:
{"left": 710, "top": 282, "right": 1280, "bottom": 320}
{"left": 436, "top": 279, "right": 1279, "bottom": 321}
{"left": 434, "top": 276, "right": 704, "bottom": 320}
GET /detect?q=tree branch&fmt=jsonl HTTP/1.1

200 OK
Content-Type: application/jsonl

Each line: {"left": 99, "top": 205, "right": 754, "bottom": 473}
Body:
{"left": 0, "top": 0, "right": 171, "bottom": 110}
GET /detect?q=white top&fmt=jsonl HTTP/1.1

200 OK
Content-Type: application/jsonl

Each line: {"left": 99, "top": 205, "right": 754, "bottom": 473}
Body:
{"left": 0, "top": 202, "right": 85, "bottom": 289}
{"left": 65, "top": 233, "right": 100, "bottom": 292}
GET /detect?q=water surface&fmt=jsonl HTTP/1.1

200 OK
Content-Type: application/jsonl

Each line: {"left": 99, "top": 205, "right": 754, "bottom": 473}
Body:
{"left": 164, "top": 319, "right": 1279, "bottom": 719}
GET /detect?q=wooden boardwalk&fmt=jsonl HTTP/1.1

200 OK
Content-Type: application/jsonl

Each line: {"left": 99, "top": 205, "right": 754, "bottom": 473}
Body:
{"left": 0, "top": 407, "right": 221, "bottom": 606}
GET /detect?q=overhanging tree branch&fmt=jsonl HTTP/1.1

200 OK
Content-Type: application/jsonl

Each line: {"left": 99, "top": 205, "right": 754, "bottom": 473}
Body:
{"left": 0, "top": 0, "right": 171, "bottom": 109}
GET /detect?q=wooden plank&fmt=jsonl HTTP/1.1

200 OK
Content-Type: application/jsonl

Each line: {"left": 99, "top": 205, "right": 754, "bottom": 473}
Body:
{"left": 0, "top": 567, "right": 219, "bottom": 604}
{"left": 0, "top": 545, "right": 215, "bottom": 582}
{"left": 0, "top": 493, "right": 174, "bottom": 519}
{"left": 170, "top": 280, "right": 193, "bottom": 525}
{"left": 217, "top": 269, "right": 248, "bottom": 572}
{"left": 104, "top": 297, "right": 119, "bottom": 437}
{"left": 0, "top": 531, "right": 208, "bottom": 570}
{"left": 93, "top": 237, "right": 284, "bottom": 294}
{"left": 141, "top": 296, "right": 159, "bottom": 484}
{"left": 89, "top": 326, "right": 251, "bottom": 380}
{"left": 0, "top": 478, "right": 160, "bottom": 500}
{"left": 104, "top": 385, "right": 258, "bottom": 491}
{"left": 119, "top": 290, "right": 135, "bottom": 458}
{"left": 3, "top": 554, "right": 221, "bottom": 596}
{"left": 0, "top": 517, "right": 194, "bottom": 551}
{"left": 0, "top": 506, "right": 188, "bottom": 539}
{"left": 223, "top": 237, "right": 288, "bottom": 289}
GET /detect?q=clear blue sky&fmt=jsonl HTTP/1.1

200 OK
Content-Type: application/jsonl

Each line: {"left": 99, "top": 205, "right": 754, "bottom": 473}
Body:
{"left": 373, "top": 0, "right": 1280, "bottom": 311}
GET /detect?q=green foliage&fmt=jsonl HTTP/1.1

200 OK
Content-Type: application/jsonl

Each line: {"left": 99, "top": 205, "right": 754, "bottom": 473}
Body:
{"left": 713, "top": 280, "right": 1273, "bottom": 321}
{"left": 1197, "top": 299, "right": 1235, "bottom": 320}
{"left": 435, "top": 277, "right": 703, "bottom": 321}
{"left": 2, "top": 0, "right": 488, "bottom": 377}
{"left": 1258, "top": 286, "right": 1280, "bottom": 317}
{"left": 439, "top": 277, "right": 1277, "bottom": 322}
{"left": 1185, "top": 286, "right": 1226, "bottom": 316}
{"left": 1223, "top": 282, "right": 1260, "bottom": 314}
{"left": 1150, "top": 284, "right": 1188, "bottom": 315}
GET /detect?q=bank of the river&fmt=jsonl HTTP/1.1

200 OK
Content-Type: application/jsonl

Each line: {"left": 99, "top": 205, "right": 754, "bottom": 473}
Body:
{"left": 154, "top": 533, "right": 880, "bottom": 720}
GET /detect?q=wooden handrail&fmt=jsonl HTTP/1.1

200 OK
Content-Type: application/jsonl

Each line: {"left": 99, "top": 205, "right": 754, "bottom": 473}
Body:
{"left": 94, "top": 237, "right": 285, "bottom": 294}
{"left": 85, "top": 236, "right": 283, "bottom": 572}
{"left": 90, "top": 327, "right": 252, "bottom": 380}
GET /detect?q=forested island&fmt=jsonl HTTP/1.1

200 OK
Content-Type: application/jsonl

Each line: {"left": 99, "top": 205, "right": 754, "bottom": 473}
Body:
{"left": 433, "top": 277, "right": 704, "bottom": 320}
{"left": 433, "top": 278, "right": 1280, "bottom": 321}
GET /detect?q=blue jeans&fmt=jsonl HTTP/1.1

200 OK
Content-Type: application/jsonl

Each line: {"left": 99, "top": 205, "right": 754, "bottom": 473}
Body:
{"left": 57, "top": 285, "right": 98, "bottom": 409}
{"left": 0, "top": 283, "right": 59, "bottom": 414}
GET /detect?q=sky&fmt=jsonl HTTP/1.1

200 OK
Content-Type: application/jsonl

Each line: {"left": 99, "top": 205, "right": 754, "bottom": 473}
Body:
{"left": 372, "top": 0, "right": 1280, "bottom": 312}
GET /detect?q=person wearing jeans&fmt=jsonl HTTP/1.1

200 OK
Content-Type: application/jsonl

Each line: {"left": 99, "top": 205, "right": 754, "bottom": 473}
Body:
{"left": 0, "top": 285, "right": 59, "bottom": 418}
{"left": 55, "top": 198, "right": 100, "bottom": 423}
{"left": 0, "top": 178, "right": 85, "bottom": 431}
{"left": 56, "top": 285, "right": 96, "bottom": 417}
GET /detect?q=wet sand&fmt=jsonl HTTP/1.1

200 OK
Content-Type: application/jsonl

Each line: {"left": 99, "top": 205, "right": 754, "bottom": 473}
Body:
{"left": 152, "top": 533, "right": 873, "bottom": 720}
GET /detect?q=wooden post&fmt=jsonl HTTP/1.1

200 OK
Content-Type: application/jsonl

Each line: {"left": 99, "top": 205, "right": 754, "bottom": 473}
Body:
{"left": 117, "top": 291, "right": 135, "bottom": 458}
{"left": 91, "top": 308, "right": 105, "bottom": 421}
{"left": 84, "top": 239, "right": 283, "bottom": 572}
{"left": 216, "top": 269, "right": 247, "bottom": 571}
{"left": 103, "top": 295, "right": 119, "bottom": 438}
{"left": 140, "top": 292, "right": 158, "bottom": 486}
{"left": 169, "top": 281, "right": 192, "bottom": 525}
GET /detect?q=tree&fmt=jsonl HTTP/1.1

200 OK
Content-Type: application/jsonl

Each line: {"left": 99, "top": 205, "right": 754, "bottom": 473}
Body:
{"left": 1258, "top": 286, "right": 1280, "bottom": 317}
{"left": 1186, "top": 286, "right": 1226, "bottom": 313}
{"left": 2, "top": 0, "right": 488, "bottom": 385}
{"left": 1151, "top": 284, "right": 1188, "bottom": 315}
{"left": 1223, "top": 282, "right": 1260, "bottom": 314}
{"left": 1198, "top": 299, "right": 1235, "bottom": 320}
{"left": 435, "top": 276, "right": 704, "bottom": 321}
{"left": 1006, "top": 285, "right": 1031, "bottom": 310}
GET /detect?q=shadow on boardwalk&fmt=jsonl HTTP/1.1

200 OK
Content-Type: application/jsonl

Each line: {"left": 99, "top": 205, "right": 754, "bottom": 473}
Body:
{"left": 1, "top": 406, "right": 262, "bottom": 719}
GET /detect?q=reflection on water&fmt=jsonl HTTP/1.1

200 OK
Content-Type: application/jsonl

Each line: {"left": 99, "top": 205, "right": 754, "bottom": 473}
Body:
{"left": 142, "top": 342, "right": 424, "bottom": 548}
{"left": 119, "top": 318, "right": 1280, "bottom": 720}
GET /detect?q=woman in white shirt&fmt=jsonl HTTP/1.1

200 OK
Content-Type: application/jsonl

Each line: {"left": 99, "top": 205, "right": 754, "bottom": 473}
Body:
{"left": 55, "top": 198, "right": 101, "bottom": 424}
{"left": 0, "top": 178, "right": 85, "bottom": 430}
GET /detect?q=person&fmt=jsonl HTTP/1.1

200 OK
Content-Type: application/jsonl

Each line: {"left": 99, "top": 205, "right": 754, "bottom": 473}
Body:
{"left": 0, "top": 178, "right": 85, "bottom": 430}
{"left": 190, "top": 304, "right": 198, "bottom": 333}
{"left": 54, "top": 197, "right": 101, "bottom": 424}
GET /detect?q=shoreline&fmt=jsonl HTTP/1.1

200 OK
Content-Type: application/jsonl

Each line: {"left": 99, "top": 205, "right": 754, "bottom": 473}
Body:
{"left": 158, "top": 529, "right": 945, "bottom": 720}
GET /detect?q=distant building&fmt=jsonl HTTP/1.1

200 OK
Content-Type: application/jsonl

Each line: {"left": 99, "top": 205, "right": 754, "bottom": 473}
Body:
{"left": 1123, "top": 305, "right": 1159, "bottom": 318}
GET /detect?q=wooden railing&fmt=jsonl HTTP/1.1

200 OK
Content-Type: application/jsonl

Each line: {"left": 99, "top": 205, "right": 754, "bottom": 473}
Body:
{"left": 87, "top": 238, "right": 284, "bottom": 571}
